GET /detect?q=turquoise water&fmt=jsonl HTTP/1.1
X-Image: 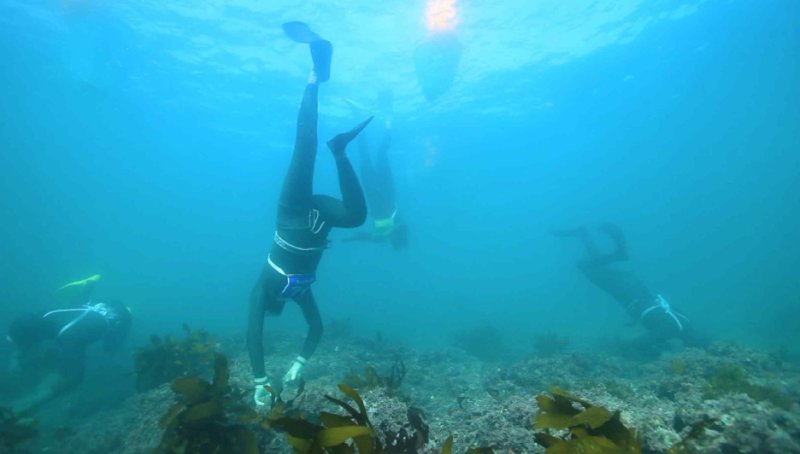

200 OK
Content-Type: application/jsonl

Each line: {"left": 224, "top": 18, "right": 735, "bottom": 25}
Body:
{"left": 1, "top": 0, "right": 798, "bottom": 360}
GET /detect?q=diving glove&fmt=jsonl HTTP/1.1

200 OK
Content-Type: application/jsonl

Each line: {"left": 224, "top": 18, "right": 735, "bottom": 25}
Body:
{"left": 282, "top": 356, "right": 307, "bottom": 384}
{"left": 253, "top": 376, "right": 273, "bottom": 407}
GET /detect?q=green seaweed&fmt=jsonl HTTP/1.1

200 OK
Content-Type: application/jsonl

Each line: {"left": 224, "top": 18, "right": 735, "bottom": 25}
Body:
{"left": 532, "top": 387, "right": 641, "bottom": 454}
{"left": 155, "top": 353, "right": 257, "bottom": 454}
{"left": 703, "top": 364, "right": 790, "bottom": 409}
{"left": 133, "top": 324, "right": 218, "bottom": 391}
{"left": 0, "top": 407, "right": 37, "bottom": 451}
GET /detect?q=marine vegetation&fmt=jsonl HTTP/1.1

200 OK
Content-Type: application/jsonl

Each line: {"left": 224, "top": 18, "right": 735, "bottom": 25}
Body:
{"left": 667, "top": 417, "right": 716, "bottom": 454}
{"left": 532, "top": 387, "right": 641, "bottom": 454}
{"left": 133, "top": 324, "right": 217, "bottom": 391}
{"left": 0, "top": 407, "right": 38, "bottom": 451}
{"left": 156, "top": 353, "right": 257, "bottom": 454}
{"left": 532, "top": 331, "right": 570, "bottom": 357}
{"left": 267, "top": 383, "right": 380, "bottom": 453}
{"left": 439, "top": 435, "right": 494, "bottom": 454}
{"left": 702, "top": 364, "right": 789, "bottom": 409}
{"left": 343, "top": 356, "right": 406, "bottom": 396}
{"left": 667, "top": 359, "right": 687, "bottom": 376}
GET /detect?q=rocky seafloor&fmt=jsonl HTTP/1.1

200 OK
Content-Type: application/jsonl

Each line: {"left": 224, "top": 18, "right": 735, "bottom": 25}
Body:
{"left": 9, "top": 332, "right": 800, "bottom": 454}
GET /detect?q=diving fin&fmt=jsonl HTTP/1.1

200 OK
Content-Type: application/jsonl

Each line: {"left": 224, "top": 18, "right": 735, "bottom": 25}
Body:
{"left": 281, "top": 21, "right": 321, "bottom": 43}
{"left": 56, "top": 274, "right": 102, "bottom": 292}
{"left": 327, "top": 116, "right": 374, "bottom": 157}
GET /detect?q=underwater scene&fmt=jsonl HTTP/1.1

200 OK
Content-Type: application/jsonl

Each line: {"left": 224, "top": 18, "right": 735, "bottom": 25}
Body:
{"left": 1, "top": 0, "right": 798, "bottom": 453}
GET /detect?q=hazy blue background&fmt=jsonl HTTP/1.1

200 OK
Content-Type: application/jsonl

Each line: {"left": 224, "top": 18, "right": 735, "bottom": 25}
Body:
{"left": 1, "top": 0, "right": 798, "bottom": 358}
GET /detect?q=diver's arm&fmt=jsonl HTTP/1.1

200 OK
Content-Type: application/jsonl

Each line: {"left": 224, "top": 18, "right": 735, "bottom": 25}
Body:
{"left": 11, "top": 372, "right": 64, "bottom": 414}
{"left": 246, "top": 293, "right": 267, "bottom": 380}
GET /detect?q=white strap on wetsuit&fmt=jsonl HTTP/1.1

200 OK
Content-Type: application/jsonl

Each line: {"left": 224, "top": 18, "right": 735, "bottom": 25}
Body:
{"left": 43, "top": 302, "right": 113, "bottom": 336}
{"left": 640, "top": 294, "right": 689, "bottom": 331}
{"left": 267, "top": 254, "right": 288, "bottom": 276}
{"left": 273, "top": 231, "right": 326, "bottom": 254}
{"left": 309, "top": 209, "right": 326, "bottom": 234}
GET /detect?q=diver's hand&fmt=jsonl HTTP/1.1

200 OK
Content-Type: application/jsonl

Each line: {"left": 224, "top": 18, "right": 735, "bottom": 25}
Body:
{"left": 282, "top": 356, "right": 306, "bottom": 384}
{"left": 253, "top": 377, "right": 272, "bottom": 407}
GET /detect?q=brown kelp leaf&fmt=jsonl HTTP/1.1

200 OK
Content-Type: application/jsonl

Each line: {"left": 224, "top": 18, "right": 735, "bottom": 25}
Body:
{"left": 320, "top": 411, "right": 356, "bottom": 428}
{"left": 171, "top": 377, "right": 209, "bottom": 403}
{"left": 324, "top": 395, "right": 362, "bottom": 423}
{"left": 353, "top": 434, "right": 374, "bottom": 454}
{"left": 158, "top": 402, "right": 185, "bottom": 429}
{"left": 337, "top": 384, "right": 370, "bottom": 424}
{"left": 546, "top": 436, "right": 620, "bottom": 454}
{"left": 572, "top": 406, "right": 614, "bottom": 429}
{"left": 183, "top": 400, "right": 221, "bottom": 422}
{"left": 550, "top": 387, "right": 594, "bottom": 408}
{"left": 271, "top": 416, "right": 324, "bottom": 439}
{"left": 594, "top": 412, "right": 640, "bottom": 453}
{"left": 286, "top": 435, "right": 311, "bottom": 451}
{"left": 318, "top": 425, "right": 372, "bottom": 447}
{"left": 533, "top": 432, "right": 562, "bottom": 448}
{"left": 441, "top": 435, "right": 454, "bottom": 454}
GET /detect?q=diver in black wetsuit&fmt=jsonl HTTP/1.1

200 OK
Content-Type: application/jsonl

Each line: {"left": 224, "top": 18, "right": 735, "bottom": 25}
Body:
{"left": 344, "top": 114, "right": 408, "bottom": 250}
{"left": 247, "top": 22, "right": 370, "bottom": 408}
{"left": 5, "top": 293, "right": 132, "bottom": 414}
{"left": 553, "top": 224, "right": 706, "bottom": 353}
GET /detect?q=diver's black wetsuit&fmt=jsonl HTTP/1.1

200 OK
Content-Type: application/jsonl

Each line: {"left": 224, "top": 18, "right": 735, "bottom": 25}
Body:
{"left": 359, "top": 129, "right": 396, "bottom": 221}
{"left": 247, "top": 83, "right": 367, "bottom": 379}
{"left": 562, "top": 226, "right": 697, "bottom": 344}
{"left": 343, "top": 125, "right": 409, "bottom": 249}
{"left": 9, "top": 306, "right": 113, "bottom": 390}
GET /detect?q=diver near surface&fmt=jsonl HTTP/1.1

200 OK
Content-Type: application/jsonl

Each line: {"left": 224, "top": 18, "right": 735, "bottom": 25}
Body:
{"left": 552, "top": 224, "right": 707, "bottom": 354}
{"left": 4, "top": 274, "right": 132, "bottom": 414}
{"left": 344, "top": 93, "right": 408, "bottom": 250}
{"left": 247, "top": 21, "right": 370, "bottom": 408}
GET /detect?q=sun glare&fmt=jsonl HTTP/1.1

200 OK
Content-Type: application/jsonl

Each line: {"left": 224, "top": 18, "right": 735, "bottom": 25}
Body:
{"left": 425, "top": 0, "right": 458, "bottom": 33}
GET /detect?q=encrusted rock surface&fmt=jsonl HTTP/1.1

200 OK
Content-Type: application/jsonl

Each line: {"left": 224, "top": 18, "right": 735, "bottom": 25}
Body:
{"left": 14, "top": 335, "right": 800, "bottom": 453}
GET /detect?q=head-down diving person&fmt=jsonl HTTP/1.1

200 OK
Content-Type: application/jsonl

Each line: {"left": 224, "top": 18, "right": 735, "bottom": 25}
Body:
{"left": 552, "top": 224, "right": 707, "bottom": 354}
{"left": 344, "top": 92, "right": 408, "bottom": 250}
{"left": 247, "top": 21, "right": 371, "bottom": 408}
{"left": 5, "top": 274, "right": 132, "bottom": 414}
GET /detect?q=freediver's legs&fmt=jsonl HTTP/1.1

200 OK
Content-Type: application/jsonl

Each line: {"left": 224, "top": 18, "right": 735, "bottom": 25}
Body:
{"left": 277, "top": 83, "right": 319, "bottom": 222}
{"left": 276, "top": 30, "right": 333, "bottom": 224}
{"left": 552, "top": 224, "right": 627, "bottom": 268}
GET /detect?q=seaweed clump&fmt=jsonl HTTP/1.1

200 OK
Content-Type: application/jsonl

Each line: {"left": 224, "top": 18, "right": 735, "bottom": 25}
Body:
{"left": 268, "top": 383, "right": 379, "bottom": 453}
{"left": 156, "top": 353, "right": 257, "bottom": 454}
{"left": 0, "top": 408, "right": 37, "bottom": 451}
{"left": 133, "top": 324, "right": 217, "bottom": 391}
{"left": 343, "top": 357, "right": 406, "bottom": 396}
{"left": 703, "top": 364, "right": 789, "bottom": 409}
{"left": 532, "top": 387, "right": 641, "bottom": 454}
